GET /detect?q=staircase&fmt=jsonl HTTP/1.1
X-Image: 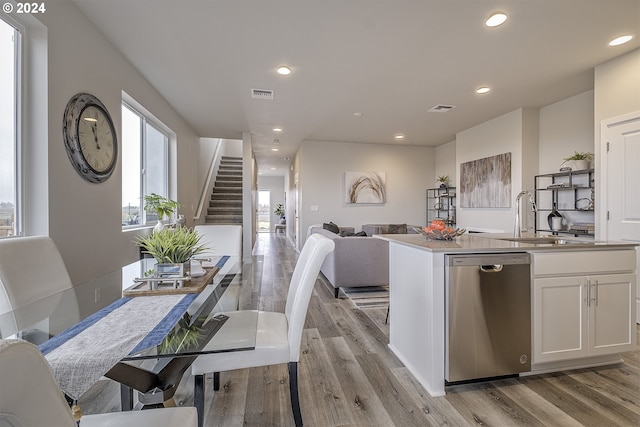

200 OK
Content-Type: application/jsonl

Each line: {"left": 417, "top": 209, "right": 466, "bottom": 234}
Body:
{"left": 205, "top": 156, "right": 243, "bottom": 224}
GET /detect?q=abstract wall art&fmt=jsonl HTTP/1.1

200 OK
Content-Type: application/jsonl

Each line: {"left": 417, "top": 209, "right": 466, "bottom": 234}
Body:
{"left": 460, "top": 152, "right": 512, "bottom": 208}
{"left": 345, "top": 171, "right": 386, "bottom": 204}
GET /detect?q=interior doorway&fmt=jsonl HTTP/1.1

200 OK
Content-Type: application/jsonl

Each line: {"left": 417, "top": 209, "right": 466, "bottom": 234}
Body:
{"left": 257, "top": 190, "right": 271, "bottom": 232}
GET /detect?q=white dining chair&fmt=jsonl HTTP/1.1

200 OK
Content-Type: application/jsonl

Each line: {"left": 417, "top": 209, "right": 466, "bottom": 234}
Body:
{"left": 0, "top": 236, "right": 79, "bottom": 340}
{"left": 190, "top": 233, "right": 335, "bottom": 427}
{"left": 194, "top": 224, "right": 242, "bottom": 260}
{"left": 0, "top": 338, "right": 198, "bottom": 427}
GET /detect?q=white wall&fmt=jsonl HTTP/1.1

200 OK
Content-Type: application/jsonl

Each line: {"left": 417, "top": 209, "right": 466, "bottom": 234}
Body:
{"left": 242, "top": 132, "right": 257, "bottom": 261}
{"left": 456, "top": 109, "right": 537, "bottom": 232}
{"left": 297, "top": 140, "right": 435, "bottom": 245}
{"left": 434, "top": 140, "right": 456, "bottom": 186}
{"left": 539, "top": 90, "right": 594, "bottom": 174}
{"left": 31, "top": 0, "right": 201, "bottom": 284}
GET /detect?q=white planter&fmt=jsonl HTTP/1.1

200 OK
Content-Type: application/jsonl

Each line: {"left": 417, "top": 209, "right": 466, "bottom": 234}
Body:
{"left": 563, "top": 159, "right": 589, "bottom": 171}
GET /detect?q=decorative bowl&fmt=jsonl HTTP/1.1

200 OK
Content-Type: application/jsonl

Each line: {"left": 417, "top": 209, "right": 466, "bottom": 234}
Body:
{"left": 413, "top": 226, "right": 466, "bottom": 241}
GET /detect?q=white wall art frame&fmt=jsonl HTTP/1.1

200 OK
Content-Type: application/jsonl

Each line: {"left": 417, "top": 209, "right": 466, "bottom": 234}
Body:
{"left": 460, "top": 152, "right": 512, "bottom": 208}
{"left": 345, "top": 171, "right": 386, "bottom": 204}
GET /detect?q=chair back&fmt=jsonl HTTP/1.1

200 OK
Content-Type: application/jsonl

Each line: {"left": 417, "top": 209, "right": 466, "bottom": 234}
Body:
{"left": 194, "top": 225, "right": 242, "bottom": 258}
{"left": 0, "top": 236, "right": 76, "bottom": 338}
{"left": 0, "top": 338, "right": 76, "bottom": 426}
{"left": 284, "top": 234, "right": 334, "bottom": 362}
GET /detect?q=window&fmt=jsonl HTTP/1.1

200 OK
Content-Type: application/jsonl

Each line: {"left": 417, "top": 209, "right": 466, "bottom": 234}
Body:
{"left": 0, "top": 18, "right": 19, "bottom": 238}
{"left": 121, "top": 102, "right": 169, "bottom": 227}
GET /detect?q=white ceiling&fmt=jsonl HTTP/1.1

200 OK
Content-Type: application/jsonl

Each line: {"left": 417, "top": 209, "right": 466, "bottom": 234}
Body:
{"left": 71, "top": 0, "right": 640, "bottom": 176}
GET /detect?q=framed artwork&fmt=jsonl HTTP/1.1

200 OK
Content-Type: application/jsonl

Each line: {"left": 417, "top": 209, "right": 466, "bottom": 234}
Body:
{"left": 460, "top": 152, "right": 511, "bottom": 208}
{"left": 345, "top": 171, "right": 386, "bottom": 204}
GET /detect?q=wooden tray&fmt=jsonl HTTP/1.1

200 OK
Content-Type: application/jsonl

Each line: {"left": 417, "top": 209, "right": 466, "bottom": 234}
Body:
{"left": 123, "top": 266, "right": 219, "bottom": 296}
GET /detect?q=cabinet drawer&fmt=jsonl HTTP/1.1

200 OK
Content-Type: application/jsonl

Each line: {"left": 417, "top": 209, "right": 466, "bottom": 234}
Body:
{"left": 534, "top": 250, "right": 636, "bottom": 276}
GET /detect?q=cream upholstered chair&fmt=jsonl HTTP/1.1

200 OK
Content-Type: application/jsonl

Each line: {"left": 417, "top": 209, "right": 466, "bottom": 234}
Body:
{"left": 0, "top": 338, "right": 197, "bottom": 427}
{"left": 0, "top": 236, "right": 79, "bottom": 340}
{"left": 191, "top": 233, "right": 335, "bottom": 427}
{"left": 194, "top": 224, "right": 242, "bottom": 260}
{"left": 194, "top": 225, "right": 243, "bottom": 311}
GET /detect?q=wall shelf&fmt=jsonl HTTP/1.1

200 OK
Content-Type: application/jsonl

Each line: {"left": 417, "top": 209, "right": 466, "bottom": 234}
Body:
{"left": 534, "top": 169, "right": 594, "bottom": 237}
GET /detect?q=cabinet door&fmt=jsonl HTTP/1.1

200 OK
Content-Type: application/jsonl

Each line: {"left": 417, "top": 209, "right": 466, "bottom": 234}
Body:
{"left": 589, "top": 274, "right": 636, "bottom": 356}
{"left": 533, "top": 276, "right": 588, "bottom": 364}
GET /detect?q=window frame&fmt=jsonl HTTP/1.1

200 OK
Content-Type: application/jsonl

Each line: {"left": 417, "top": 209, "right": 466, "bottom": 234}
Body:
{"left": 121, "top": 100, "right": 170, "bottom": 230}
{"left": 0, "top": 15, "right": 23, "bottom": 238}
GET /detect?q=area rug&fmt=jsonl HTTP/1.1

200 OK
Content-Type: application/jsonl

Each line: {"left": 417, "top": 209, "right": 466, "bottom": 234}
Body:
{"left": 341, "top": 286, "right": 389, "bottom": 309}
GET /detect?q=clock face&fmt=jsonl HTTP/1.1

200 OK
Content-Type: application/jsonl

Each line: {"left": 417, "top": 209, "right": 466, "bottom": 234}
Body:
{"left": 78, "top": 106, "right": 115, "bottom": 173}
{"left": 63, "top": 93, "right": 118, "bottom": 183}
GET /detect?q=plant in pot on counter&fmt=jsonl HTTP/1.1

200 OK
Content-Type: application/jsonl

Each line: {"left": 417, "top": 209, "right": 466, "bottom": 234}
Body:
{"left": 143, "top": 193, "right": 183, "bottom": 231}
{"left": 561, "top": 151, "right": 593, "bottom": 171}
{"left": 435, "top": 175, "right": 449, "bottom": 188}
{"left": 135, "top": 227, "right": 207, "bottom": 276}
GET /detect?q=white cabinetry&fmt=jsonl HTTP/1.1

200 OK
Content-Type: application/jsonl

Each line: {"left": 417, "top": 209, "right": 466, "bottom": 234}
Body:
{"left": 532, "top": 250, "right": 636, "bottom": 364}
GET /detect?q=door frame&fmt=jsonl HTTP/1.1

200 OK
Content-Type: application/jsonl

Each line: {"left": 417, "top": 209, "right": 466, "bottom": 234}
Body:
{"left": 598, "top": 110, "right": 640, "bottom": 240}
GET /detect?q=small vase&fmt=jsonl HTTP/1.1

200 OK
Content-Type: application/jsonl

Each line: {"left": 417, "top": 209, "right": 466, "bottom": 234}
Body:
{"left": 154, "top": 220, "right": 164, "bottom": 232}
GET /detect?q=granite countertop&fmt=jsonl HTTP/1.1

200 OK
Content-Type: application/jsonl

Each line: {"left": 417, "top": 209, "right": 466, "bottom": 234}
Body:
{"left": 374, "top": 232, "right": 638, "bottom": 253}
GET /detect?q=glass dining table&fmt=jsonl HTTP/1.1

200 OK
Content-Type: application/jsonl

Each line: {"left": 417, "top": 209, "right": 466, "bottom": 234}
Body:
{"left": 0, "top": 255, "right": 260, "bottom": 410}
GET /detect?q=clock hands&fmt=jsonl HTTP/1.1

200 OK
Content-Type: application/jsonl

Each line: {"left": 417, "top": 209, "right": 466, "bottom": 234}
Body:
{"left": 90, "top": 118, "right": 101, "bottom": 150}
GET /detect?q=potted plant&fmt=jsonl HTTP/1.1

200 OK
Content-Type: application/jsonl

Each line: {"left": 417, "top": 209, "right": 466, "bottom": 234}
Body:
{"left": 435, "top": 175, "right": 449, "bottom": 188}
{"left": 561, "top": 151, "right": 593, "bottom": 171}
{"left": 143, "top": 193, "right": 182, "bottom": 231}
{"left": 135, "top": 227, "right": 207, "bottom": 276}
{"left": 274, "top": 203, "right": 285, "bottom": 224}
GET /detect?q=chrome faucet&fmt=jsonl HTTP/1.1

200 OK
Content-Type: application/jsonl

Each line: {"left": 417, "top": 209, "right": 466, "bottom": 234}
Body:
{"left": 514, "top": 190, "right": 537, "bottom": 237}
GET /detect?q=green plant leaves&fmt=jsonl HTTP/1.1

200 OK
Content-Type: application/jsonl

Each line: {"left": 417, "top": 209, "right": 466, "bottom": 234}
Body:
{"left": 135, "top": 227, "right": 207, "bottom": 263}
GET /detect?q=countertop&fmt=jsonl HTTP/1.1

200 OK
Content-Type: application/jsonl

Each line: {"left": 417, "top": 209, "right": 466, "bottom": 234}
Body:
{"left": 374, "top": 232, "right": 639, "bottom": 253}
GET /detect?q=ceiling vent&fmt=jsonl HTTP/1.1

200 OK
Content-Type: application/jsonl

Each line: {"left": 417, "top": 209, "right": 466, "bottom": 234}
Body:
{"left": 428, "top": 104, "right": 455, "bottom": 113}
{"left": 251, "top": 89, "right": 274, "bottom": 100}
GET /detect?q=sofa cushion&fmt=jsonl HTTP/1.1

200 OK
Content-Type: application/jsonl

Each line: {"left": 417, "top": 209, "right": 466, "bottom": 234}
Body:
{"left": 339, "top": 230, "right": 367, "bottom": 237}
{"left": 323, "top": 222, "right": 340, "bottom": 234}
{"left": 388, "top": 223, "right": 407, "bottom": 234}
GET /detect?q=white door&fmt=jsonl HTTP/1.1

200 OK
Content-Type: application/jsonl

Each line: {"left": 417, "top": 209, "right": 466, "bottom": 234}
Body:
{"left": 603, "top": 112, "right": 640, "bottom": 240}
{"left": 602, "top": 111, "right": 640, "bottom": 323}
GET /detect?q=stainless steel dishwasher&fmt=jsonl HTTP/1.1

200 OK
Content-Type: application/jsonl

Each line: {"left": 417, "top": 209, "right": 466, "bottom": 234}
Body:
{"left": 445, "top": 253, "right": 531, "bottom": 383}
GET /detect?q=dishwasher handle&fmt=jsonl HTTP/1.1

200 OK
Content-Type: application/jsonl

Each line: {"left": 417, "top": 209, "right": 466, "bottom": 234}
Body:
{"left": 480, "top": 264, "right": 503, "bottom": 273}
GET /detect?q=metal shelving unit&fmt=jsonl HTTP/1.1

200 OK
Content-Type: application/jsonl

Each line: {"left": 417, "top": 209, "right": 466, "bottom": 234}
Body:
{"left": 534, "top": 169, "right": 595, "bottom": 237}
{"left": 426, "top": 187, "right": 456, "bottom": 227}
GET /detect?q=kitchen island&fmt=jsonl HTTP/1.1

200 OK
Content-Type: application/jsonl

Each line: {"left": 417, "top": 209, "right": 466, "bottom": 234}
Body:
{"left": 374, "top": 232, "right": 638, "bottom": 397}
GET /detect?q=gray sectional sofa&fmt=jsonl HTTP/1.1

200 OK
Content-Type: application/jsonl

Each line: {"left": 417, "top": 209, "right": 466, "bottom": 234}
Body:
{"left": 310, "top": 226, "right": 389, "bottom": 298}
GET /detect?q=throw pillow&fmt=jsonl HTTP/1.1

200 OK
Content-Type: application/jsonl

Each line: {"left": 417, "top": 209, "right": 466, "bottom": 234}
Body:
{"left": 339, "top": 230, "right": 355, "bottom": 237}
{"left": 355, "top": 231, "right": 367, "bottom": 236}
{"left": 322, "top": 221, "right": 340, "bottom": 234}
{"left": 388, "top": 223, "right": 407, "bottom": 234}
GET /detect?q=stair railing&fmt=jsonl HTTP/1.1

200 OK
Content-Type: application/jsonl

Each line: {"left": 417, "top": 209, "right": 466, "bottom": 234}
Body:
{"left": 194, "top": 139, "right": 223, "bottom": 222}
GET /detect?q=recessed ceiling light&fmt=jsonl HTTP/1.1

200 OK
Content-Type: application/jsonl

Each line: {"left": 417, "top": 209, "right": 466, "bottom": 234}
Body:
{"left": 276, "top": 66, "right": 291, "bottom": 75}
{"left": 394, "top": 135, "right": 405, "bottom": 140}
{"left": 609, "top": 35, "right": 633, "bottom": 46}
{"left": 485, "top": 12, "right": 507, "bottom": 27}
{"left": 476, "top": 86, "right": 491, "bottom": 94}
{"left": 273, "top": 139, "right": 279, "bottom": 144}
{"left": 273, "top": 127, "right": 282, "bottom": 132}
{"left": 353, "top": 112, "right": 363, "bottom": 117}
{"left": 270, "top": 167, "right": 276, "bottom": 170}
{"left": 271, "top": 148, "right": 279, "bottom": 152}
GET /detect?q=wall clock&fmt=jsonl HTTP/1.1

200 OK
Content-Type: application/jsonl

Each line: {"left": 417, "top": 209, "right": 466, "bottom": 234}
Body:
{"left": 63, "top": 93, "right": 117, "bottom": 183}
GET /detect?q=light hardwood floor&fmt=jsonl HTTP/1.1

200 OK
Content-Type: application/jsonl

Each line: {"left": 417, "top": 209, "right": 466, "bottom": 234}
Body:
{"left": 86, "top": 231, "right": 640, "bottom": 426}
